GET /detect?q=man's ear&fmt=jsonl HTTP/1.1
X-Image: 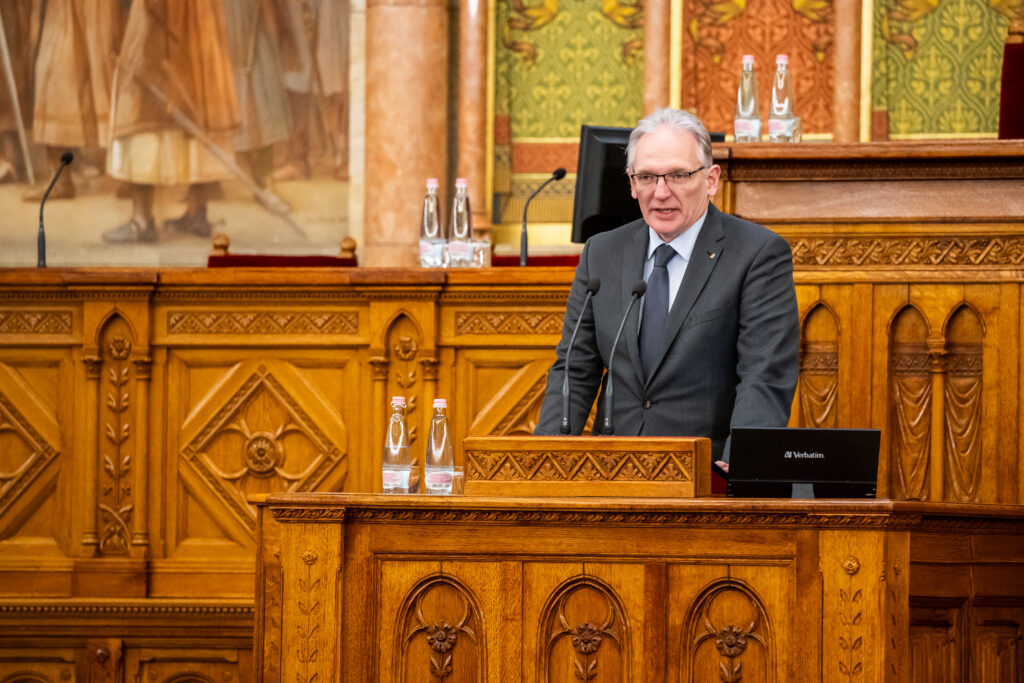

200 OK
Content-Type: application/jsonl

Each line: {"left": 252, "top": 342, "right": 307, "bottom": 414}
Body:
{"left": 629, "top": 176, "right": 638, "bottom": 200}
{"left": 705, "top": 164, "right": 721, "bottom": 198}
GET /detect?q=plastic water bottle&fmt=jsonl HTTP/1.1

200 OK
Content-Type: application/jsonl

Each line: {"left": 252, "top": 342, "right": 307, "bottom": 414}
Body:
{"left": 734, "top": 55, "right": 761, "bottom": 142}
{"left": 768, "top": 55, "right": 801, "bottom": 142}
{"left": 382, "top": 396, "right": 411, "bottom": 493}
{"left": 418, "top": 179, "right": 445, "bottom": 268}
{"left": 424, "top": 398, "right": 454, "bottom": 494}
{"left": 447, "top": 179, "right": 474, "bottom": 268}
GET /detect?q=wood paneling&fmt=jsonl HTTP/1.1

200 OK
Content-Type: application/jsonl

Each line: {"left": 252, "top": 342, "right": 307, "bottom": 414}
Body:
{"left": 1, "top": 141, "right": 1023, "bottom": 678}
{"left": 256, "top": 494, "right": 1024, "bottom": 682}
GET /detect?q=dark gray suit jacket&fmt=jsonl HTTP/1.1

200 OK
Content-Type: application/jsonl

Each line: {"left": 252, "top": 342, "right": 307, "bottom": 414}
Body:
{"left": 535, "top": 204, "right": 800, "bottom": 462}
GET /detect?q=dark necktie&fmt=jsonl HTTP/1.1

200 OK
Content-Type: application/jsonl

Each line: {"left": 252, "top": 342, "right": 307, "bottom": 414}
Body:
{"left": 639, "top": 243, "right": 676, "bottom": 379}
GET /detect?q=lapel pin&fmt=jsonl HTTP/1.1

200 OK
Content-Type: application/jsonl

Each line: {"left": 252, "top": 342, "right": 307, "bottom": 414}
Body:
{"left": 709, "top": 252, "right": 717, "bottom": 259}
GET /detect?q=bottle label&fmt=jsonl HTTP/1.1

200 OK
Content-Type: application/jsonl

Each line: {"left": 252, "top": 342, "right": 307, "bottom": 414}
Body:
{"left": 734, "top": 119, "right": 761, "bottom": 138}
{"left": 424, "top": 469, "right": 453, "bottom": 493}
{"left": 448, "top": 241, "right": 472, "bottom": 258}
{"left": 768, "top": 117, "right": 801, "bottom": 141}
{"left": 382, "top": 466, "right": 411, "bottom": 493}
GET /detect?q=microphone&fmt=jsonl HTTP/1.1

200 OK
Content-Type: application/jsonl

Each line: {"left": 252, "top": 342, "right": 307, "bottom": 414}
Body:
{"left": 520, "top": 167, "right": 566, "bottom": 267}
{"left": 600, "top": 281, "right": 646, "bottom": 435}
{"left": 38, "top": 151, "right": 73, "bottom": 268}
{"left": 560, "top": 278, "right": 601, "bottom": 434}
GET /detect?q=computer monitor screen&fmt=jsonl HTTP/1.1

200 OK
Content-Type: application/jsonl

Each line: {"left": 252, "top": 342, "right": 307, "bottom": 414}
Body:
{"left": 571, "top": 125, "right": 642, "bottom": 243}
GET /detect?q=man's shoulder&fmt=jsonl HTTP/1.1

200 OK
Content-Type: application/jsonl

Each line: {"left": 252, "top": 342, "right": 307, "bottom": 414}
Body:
{"left": 714, "top": 207, "right": 786, "bottom": 248}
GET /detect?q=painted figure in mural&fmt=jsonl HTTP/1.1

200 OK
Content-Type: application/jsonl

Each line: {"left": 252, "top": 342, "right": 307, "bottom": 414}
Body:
{"left": 104, "top": 0, "right": 240, "bottom": 243}
{"left": 534, "top": 108, "right": 799, "bottom": 469}
{"left": 27, "top": 0, "right": 127, "bottom": 200}
{"left": 0, "top": 1, "right": 36, "bottom": 185}
{"left": 223, "top": 0, "right": 295, "bottom": 188}
{"left": 273, "top": 0, "right": 349, "bottom": 181}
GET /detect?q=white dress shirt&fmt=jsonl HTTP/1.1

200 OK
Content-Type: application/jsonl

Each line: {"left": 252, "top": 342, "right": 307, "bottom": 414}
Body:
{"left": 642, "top": 209, "right": 708, "bottom": 312}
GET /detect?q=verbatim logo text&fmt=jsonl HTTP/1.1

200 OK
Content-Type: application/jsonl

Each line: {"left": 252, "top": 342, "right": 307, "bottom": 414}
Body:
{"left": 783, "top": 451, "right": 825, "bottom": 459}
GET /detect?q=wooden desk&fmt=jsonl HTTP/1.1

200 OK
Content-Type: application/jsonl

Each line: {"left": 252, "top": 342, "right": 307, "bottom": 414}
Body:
{"left": 255, "top": 493, "right": 1024, "bottom": 682}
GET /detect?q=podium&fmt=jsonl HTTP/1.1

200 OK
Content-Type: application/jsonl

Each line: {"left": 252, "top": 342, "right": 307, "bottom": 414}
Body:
{"left": 252, "top": 433, "right": 1024, "bottom": 681}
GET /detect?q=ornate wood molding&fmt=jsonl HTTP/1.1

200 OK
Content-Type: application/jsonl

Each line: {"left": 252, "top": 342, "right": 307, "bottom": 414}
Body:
{"left": 0, "top": 310, "right": 73, "bottom": 335}
{"left": 726, "top": 159, "right": 1024, "bottom": 182}
{"left": 454, "top": 311, "right": 564, "bottom": 335}
{"left": 789, "top": 236, "right": 1024, "bottom": 267}
{"left": 167, "top": 311, "right": 359, "bottom": 335}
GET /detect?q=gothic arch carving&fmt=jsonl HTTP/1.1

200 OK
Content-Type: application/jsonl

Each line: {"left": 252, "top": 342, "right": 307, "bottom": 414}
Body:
{"left": 395, "top": 574, "right": 486, "bottom": 682}
{"left": 538, "top": 575, "right": 632, "bottom": 682}
{"left": 798, "top": 303, "right": 839, "bottom": 428}
{"left": 943, "top": 305, "right": 983, "bottom": 502}
{"left": 888, "top": 306, "right": 931, "bottom": 500}
{"left": 681, "top": 578, "right": 773, "bottom": 683}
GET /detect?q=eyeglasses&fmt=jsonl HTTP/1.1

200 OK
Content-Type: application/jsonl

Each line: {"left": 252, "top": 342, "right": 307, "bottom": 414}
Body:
{"left": 630, "top": 166, "right": 707, "bottom": 187}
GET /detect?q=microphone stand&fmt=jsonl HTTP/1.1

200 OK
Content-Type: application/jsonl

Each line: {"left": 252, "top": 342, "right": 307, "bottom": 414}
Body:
{"left": 600, "top": 281, "right": 646, "bottom": 435}
{"left": 520, "top": 167, "right": 566, "bottom": 266}
{"left": 560, "top": 279, "right": 601, "bottom": 434}
{"left": 38, "top": 152, "right": 73, "bottom": 268}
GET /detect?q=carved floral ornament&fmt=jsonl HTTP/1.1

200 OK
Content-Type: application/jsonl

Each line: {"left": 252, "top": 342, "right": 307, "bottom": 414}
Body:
{"left": 690, "top": 581, "right": 770, "bottom": 683}
{"left": 397, "top": 576, "right": 483, "bottom": 682}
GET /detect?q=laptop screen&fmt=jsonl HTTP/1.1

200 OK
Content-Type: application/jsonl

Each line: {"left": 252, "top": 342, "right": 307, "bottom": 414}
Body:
{"left": 727, "top": 427, "right": 881, "bottom": 498}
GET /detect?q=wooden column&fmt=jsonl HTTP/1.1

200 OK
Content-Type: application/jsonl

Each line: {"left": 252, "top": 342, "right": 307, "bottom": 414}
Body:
{"left": 458, "top": 0, "right": 491, "bottom": 234}
{"left": 643, "top": 0, "right": 671, "bottom": 113}
{"left": 364, "top": 0, "right": 449, "bottom": 266}
{"left": 928, "top": 340, "right": 948, "bottom": 501}
{"left": 81, "top": 354, "right": 102, "bottom": 551}
{"left": 832, "top": 0, "right": 861, "bottom": 142}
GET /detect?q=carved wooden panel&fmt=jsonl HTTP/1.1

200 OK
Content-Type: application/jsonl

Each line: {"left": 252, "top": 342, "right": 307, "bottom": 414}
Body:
{"left": 972, "top": 606, "right": 1024, "bottom": 682}
{"left": 909, "top": 602, "right": 964, "bottom": 682}
{"left": 0, "top": 649, "right": 78, "bottom": 682}
{"left": 681, "top": 579, "right": 772, "bottom": 683}
{"left": 797, "top": 304, "right": 839, "bottom": 428}
{"left": 889, "top": 306, "right": 931, "bottom": 500}
{"left": 538, "top": 576, "right": 630, "bottom": 683}
{"left": 395, "top": 575, "right": 485, "bottom": 683}
{"left": 0, "top": 360, "right": 63, "bottom": 546}
{"left": 943, "top": 306, "right": 983, "bottom": 503}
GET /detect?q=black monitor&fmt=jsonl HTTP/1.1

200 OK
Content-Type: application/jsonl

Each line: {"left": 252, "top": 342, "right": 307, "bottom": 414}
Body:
{"left": 570, "top": 125, "right": 642, "bottom": 243}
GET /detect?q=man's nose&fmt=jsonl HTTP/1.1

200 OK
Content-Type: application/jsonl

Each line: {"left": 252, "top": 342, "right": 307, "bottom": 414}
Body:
{"left": 653, "top": 176, "right": 673, "bottom": 197}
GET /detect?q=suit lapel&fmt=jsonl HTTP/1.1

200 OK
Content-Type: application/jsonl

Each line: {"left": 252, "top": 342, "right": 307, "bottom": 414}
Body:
{"left": 644, "top": 205, "right": 727, "bottom": 385}
{"left": 622, "top": 223, "right": 648, "bottom": 387}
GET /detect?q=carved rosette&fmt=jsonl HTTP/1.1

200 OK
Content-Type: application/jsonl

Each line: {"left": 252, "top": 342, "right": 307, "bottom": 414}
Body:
{"left": 540, "top": 577, "right": 628, "bottom": 682}
{"left": 98, "top": 321, "right": 135, "bottom": 555}
{"left": 686, "top": 579, "right": 771, "bottom": 683}
{"left": 180, "top": 363, "right": 347, "bottom": 533}
{"left": 396, "top": 575, "right": 484, "bottom": 681}
{"left": 466, "top": 449, "right": 693, "bottom": 483}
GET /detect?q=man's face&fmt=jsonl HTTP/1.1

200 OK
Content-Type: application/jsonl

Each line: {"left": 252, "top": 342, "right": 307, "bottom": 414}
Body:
{"left": 629, "top": 125, "right": 721, "bottom": 242}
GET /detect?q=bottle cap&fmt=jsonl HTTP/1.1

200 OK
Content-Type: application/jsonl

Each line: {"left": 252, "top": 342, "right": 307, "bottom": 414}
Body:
{"left": 742, "top": 54, "right": 755, "bottom": 65}
{"left": 776, "top": 54, "right": 788, "bottom": 64}
{"left": 391, "top": 396, "right": 406, "bottom": 405}
{"left": 433, "top": 398, "right": 447, "bottom": 408}
{"left": 455, "top": 178, "right": 468, "bottom": 187}
{"left": 426, "top": 178, "right": 439, "bottom": 188}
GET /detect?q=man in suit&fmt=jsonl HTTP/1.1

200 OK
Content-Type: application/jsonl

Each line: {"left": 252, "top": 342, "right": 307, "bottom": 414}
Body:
{"left": 535, "top": 108, "right": 799, "bottom": 466}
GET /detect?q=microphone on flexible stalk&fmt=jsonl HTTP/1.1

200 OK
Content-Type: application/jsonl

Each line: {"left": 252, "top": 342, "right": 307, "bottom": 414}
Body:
{"left": 38, "top": 151, "right": 73, "bottom": 268}
{"left": 600, "top": 281, "right": 646, "bottom": 435}
{"left": 560, "top": 278, "right": 601, "bottom": 434}
{"left": 520, "top": 167, "right": 566, "bottom": 267}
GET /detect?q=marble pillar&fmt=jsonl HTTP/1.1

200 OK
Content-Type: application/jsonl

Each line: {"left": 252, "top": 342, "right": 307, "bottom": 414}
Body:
{"left": 364, "top": 0, "right": 449, "bottom": 266}
{"left": 643, "top": 0, "right": 672, "bottom": 114}
{"left": 458, "top": 0, "right": 490, "bottom": 234}
{"left": 832, "top": 0, "right": 861, "bottom": 142}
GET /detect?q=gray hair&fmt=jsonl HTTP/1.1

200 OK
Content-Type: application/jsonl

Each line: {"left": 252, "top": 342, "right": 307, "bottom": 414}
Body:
{"left": 625, "top": 108, "right": 713, "bottom": 172}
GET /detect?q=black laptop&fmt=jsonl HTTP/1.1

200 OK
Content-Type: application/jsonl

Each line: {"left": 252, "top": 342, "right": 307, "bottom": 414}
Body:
{"left": 726, "top": 427, "right": 881, "bottom": 498}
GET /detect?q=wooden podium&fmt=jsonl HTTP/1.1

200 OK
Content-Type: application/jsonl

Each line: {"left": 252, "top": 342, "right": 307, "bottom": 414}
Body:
{"left": 254, "top": 492, "right": 1024, "bottom": 682}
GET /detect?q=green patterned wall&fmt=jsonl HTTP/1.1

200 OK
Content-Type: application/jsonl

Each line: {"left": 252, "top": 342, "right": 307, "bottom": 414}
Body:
{"left": 873, "top": 0, "right": 1017, "bottom": 137}
{"left": 497, "top": 0, "right": 644, "bottom": 137}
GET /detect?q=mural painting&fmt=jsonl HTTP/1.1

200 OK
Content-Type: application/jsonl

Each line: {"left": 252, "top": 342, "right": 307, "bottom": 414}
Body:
{"left": 0, "top": 0, "right": 349, "bottom": 267}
